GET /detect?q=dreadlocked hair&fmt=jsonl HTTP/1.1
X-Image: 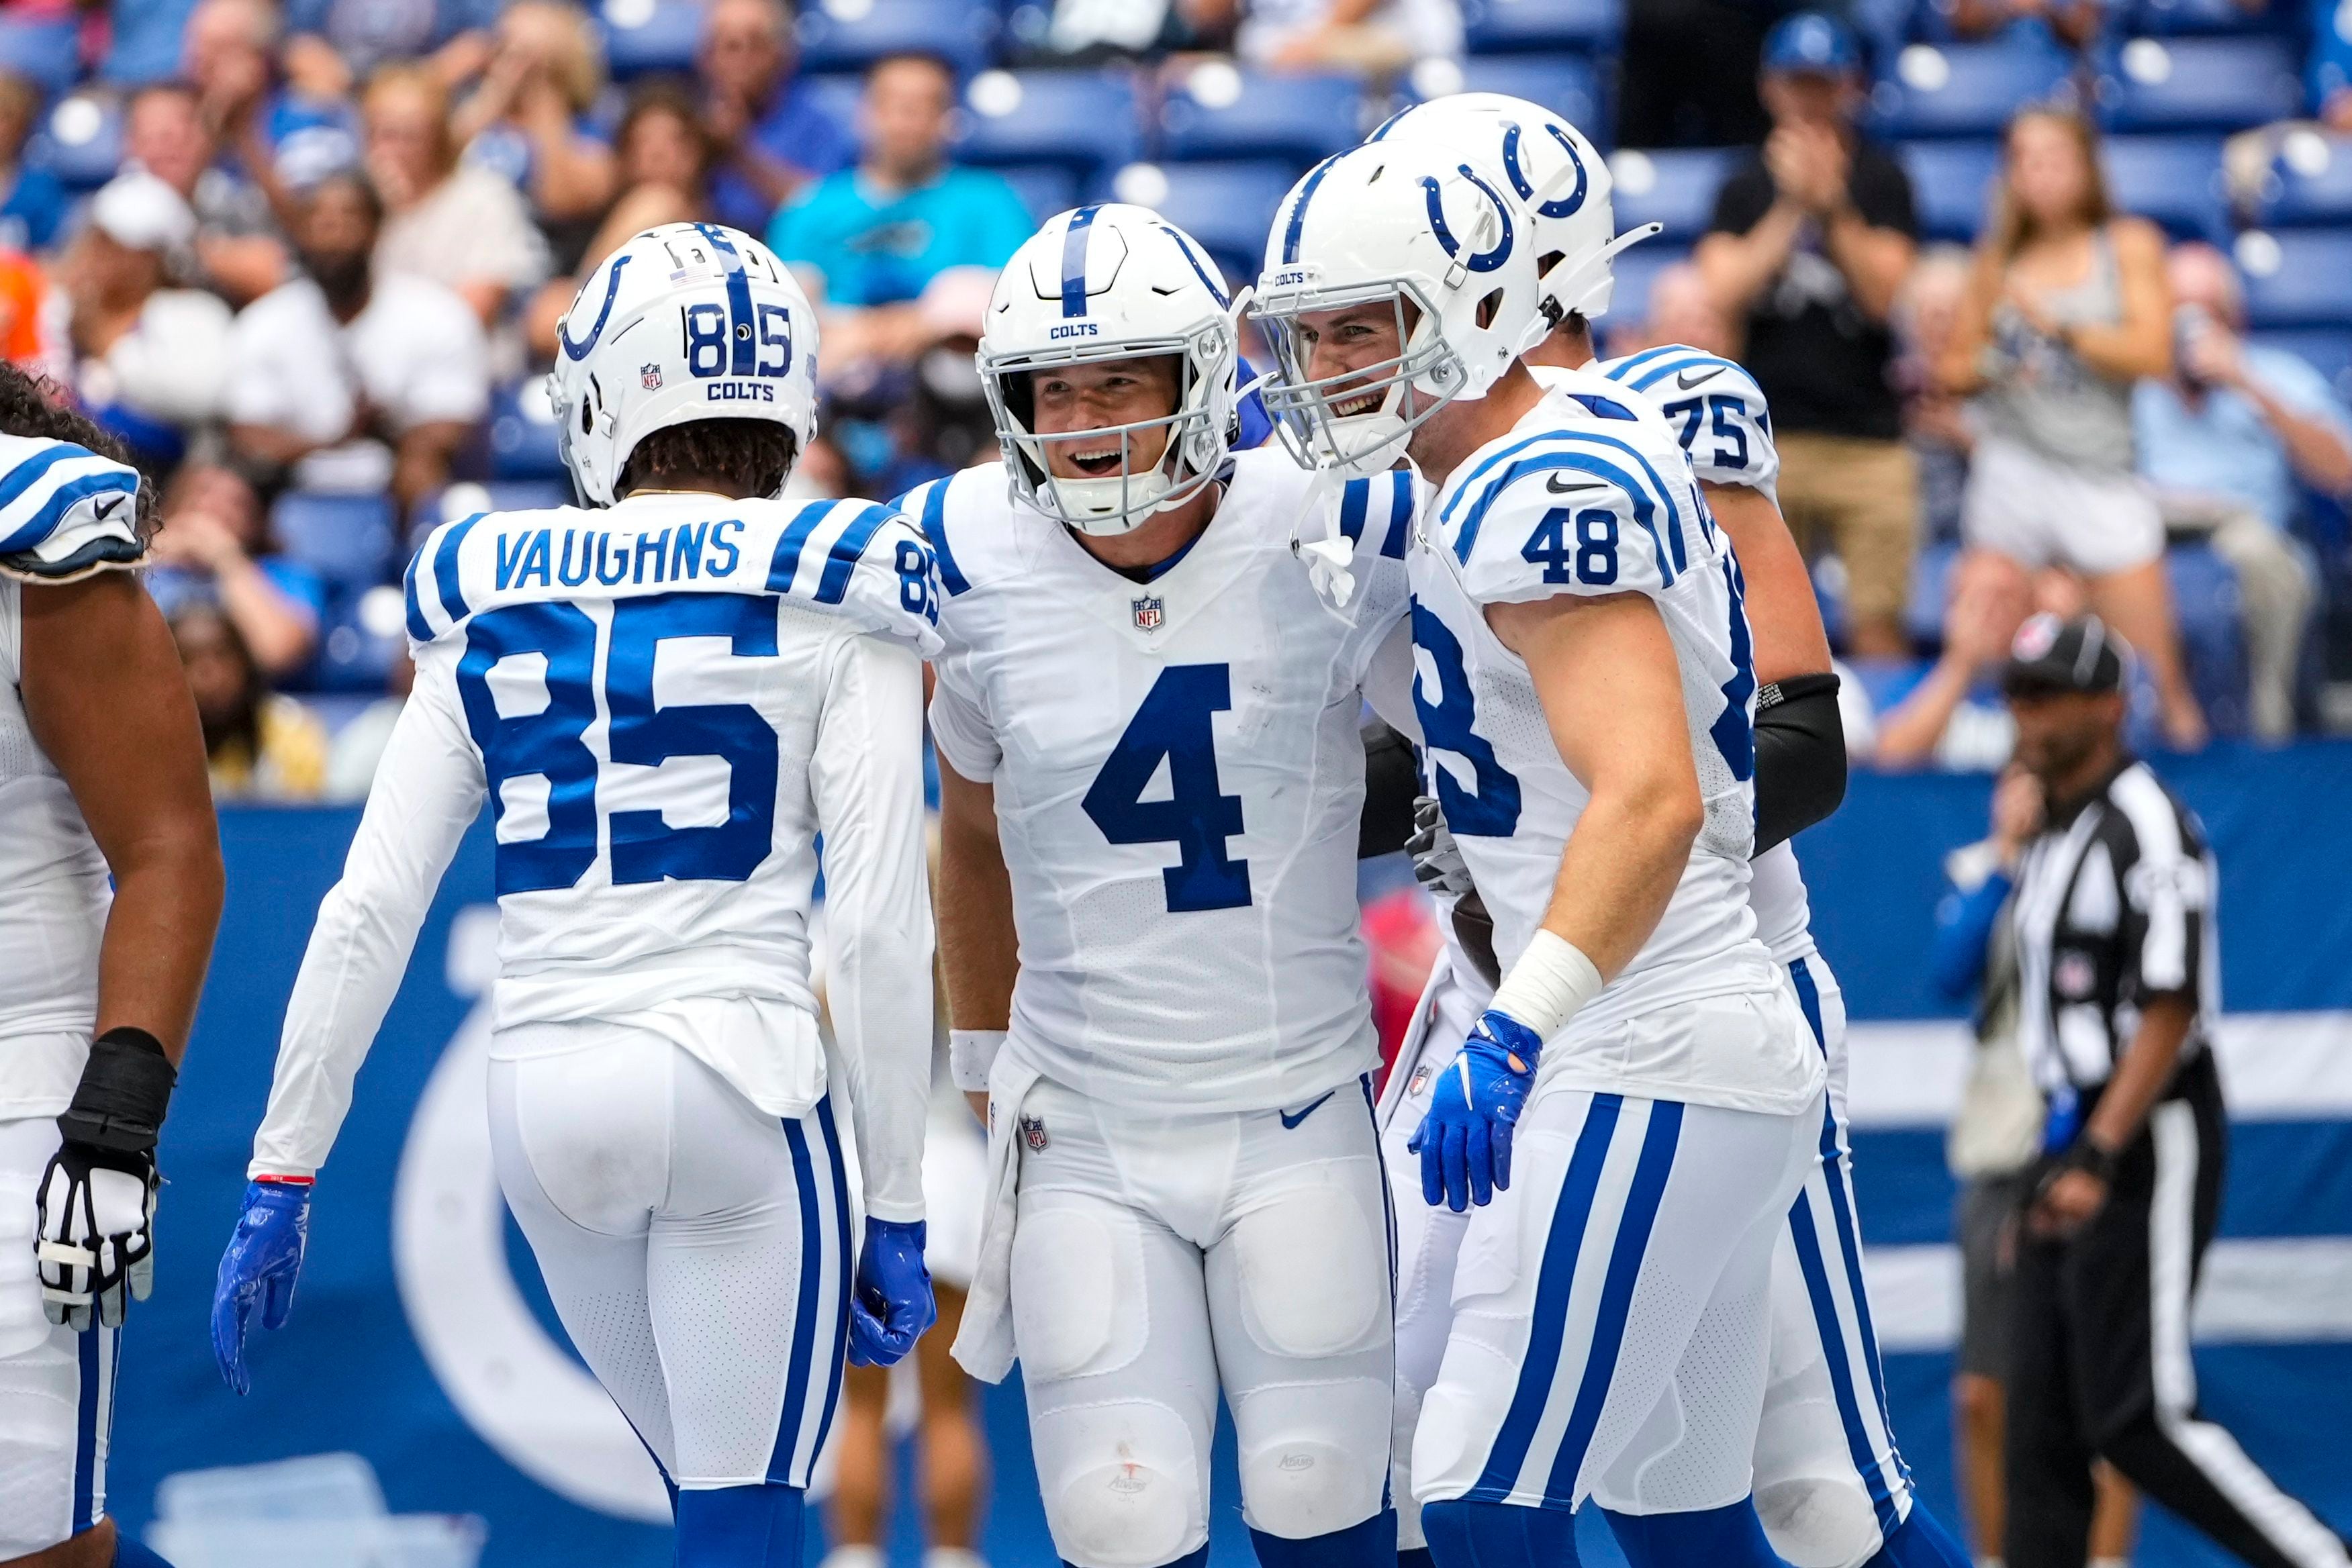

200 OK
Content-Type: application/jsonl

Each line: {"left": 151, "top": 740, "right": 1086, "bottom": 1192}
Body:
{"left": 619, "top": 420, "right": 800, "bottom": 500}
{"left": 0, "top": 361, "right": 160, "bottom": 543}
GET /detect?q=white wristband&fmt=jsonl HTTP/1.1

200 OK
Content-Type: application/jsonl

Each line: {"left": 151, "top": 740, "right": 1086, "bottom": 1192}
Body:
{"left": 1489, "top": 930, "right": 1605, "bottom": 1043}
{"left": 949, "top": 1029, "right": 1006, "bottom": 1092}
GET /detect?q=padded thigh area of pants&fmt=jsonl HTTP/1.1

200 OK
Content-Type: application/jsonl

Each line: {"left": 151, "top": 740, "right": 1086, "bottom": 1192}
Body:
{"left": 1011, "top": 1193, "right": 1150, "bottom": 1383}
{"left": 1227, "top": 1169, "right": 1386, "bottom": 1359}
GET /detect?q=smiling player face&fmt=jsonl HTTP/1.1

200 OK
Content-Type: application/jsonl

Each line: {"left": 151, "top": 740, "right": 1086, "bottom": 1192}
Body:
{"left": 1290, "top": 299, "right": 1413, "bottom": 421}
{"left": 1029, "top": 355, "right": 1182, "bottom": 481}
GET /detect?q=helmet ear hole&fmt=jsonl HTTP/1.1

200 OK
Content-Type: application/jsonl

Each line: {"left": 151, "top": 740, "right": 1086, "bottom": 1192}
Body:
{"left": 1475, "top": 289, "right": 1503, "bottom": 330}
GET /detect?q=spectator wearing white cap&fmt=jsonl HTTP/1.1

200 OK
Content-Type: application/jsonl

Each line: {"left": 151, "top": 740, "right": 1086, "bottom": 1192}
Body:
{"left": 226, "top": 170, "right": 488, "bottom": 516}
{"left": 58, "top": 172, "right": 235, "bottom": 466}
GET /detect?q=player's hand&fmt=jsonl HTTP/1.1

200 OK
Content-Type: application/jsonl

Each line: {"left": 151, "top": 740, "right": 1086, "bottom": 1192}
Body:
{"left": 1407, "top": 794, "right": 1477, "bottom": 899}
{"left": 848, "top": 1216, "right": 936, "bottom": 1368}
{"left": 211, "top": 1179, "right": 312, "bottom": 1395}
{"left": 36, "top": 1139, "right": 156, "bottom": 1331}
{"left": 1409, "top": 1010, "right": 1540, "bottom": 1212}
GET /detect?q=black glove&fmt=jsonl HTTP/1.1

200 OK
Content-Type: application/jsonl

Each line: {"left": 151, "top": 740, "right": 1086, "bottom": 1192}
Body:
{"left": 38, "top": 1028, "right": 176, "bottom": 1330}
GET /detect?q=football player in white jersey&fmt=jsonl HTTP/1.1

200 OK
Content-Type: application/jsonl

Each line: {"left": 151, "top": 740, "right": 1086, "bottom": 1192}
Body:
{"left": 0, "top": 369, "right": 222, "bottom": 1568}
{"left": 923, "top": 203, "right": 1413, "bottom": 1568}
{"left": 1362, "top": 99, "right": 1971, "bottom": 1568}
{"left": 207, "top": 224, "right": 941, "bottom": 1568}
{"left": 1256, "top": 138, "right": 1828, "bottom": 1568}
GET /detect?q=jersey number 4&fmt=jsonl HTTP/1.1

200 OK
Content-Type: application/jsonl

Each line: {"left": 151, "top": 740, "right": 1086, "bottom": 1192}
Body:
{"left": 1082, "top": 663, "right": 1252, "bottom": 913}
{"left": 457, "top": 594, "right": 780, "bottom": 896}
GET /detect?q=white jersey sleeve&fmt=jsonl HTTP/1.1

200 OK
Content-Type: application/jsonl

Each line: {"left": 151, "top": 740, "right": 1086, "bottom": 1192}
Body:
{"left": 250, "top": 642, "right": 486, "bottom": 1177}
{"left": 0, "top": 435, "right": 144, "bottom": 582}
{"left": 810, "top": 628, "right": 933, "bottom": 1223}
{"left": 1441, "top": 415, "right": 1701, "bottom": 607}
{"left": 1593, "top": 346, "right": 1779, "bottom": 497}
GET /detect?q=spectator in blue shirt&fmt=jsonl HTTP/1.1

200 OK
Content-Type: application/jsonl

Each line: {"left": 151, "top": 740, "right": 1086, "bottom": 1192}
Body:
{"left": 0, "top": 71, "right": 69, "bottom": 255}
{"left": 700, "top": 0, "right": 855, "bottom": 236}
{"left": 145, "top": 460, "right": 325, "bottom": 681}
{"left": 768, "top": 52, "right": 1033, "bottom": 378}
{"left": 2136, "top": 242, "right": 2352, "bottom": 738}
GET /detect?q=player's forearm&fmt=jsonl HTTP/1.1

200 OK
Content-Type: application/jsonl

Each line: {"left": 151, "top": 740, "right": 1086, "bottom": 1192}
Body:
{"left": 2083, "top": 992, "right": 2195, "bottom": 1153}
{"left": 93, "top": 834, "right": 224, "bottom": 1065}
{"left": 1540, "top": 780, "right": 1700, "bottom": 980}
{"left": 1704, "top": 483, "right": 1830, "bottom": 685}
{"left": 935, "top": 767, "right": 1017, "bottom": 1032}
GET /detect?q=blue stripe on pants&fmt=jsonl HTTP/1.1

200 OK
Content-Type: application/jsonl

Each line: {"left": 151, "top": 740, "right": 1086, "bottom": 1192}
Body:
{"left": 808, "top": 1098, "right": 853, "bottom": 1471}
{"left": 1787, "top": 1179, "right": 1902, "bottom": 1539}
{"left": 71, "top": 1325, "right": 105, "bottom": 1532}
{"left": 772, "top": 1114, "right": 825, "bottom": 1485}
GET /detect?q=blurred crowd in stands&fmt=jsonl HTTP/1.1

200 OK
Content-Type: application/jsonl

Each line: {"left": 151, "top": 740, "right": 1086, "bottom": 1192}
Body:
{"left": 5, "top": 0, "right": 2351, "bottom": 800}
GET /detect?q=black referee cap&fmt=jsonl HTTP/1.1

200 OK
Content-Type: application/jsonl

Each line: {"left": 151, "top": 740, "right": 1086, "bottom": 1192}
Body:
{"left": 2002, "top": 613, "right": 2127, "bottom": 697}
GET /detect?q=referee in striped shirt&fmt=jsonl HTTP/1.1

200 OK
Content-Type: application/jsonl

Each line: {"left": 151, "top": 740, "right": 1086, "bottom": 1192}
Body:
{"left": 1999, "top": 614, "right": 2351, "bottom": 1568}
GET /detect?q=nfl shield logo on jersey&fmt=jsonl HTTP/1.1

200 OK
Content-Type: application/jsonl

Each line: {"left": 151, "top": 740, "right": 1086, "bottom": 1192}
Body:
{"left": 1132, "top": 596, "right": 1164, "bottom": 632}
{"left": 641, "top": 363, "right": 664, "bottom": 391}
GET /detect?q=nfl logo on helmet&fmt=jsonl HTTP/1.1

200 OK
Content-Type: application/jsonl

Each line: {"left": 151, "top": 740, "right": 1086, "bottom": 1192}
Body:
{"left": 1132, "top": 596, "right": 1164, "bottom": 632}
{"left": 641, "top": 363, "right": 664, "bottom": 391}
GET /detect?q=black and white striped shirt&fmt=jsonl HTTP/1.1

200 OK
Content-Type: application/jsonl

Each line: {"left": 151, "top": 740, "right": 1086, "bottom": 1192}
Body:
{"left": 2010, "top": 759, "right": 2220, "bottom": 1095}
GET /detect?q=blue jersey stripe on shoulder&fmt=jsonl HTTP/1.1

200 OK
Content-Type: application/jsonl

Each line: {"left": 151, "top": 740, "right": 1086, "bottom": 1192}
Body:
{"left": 402, "top": 548, "right": 431, "bottom": 642}
{"left": 1, "top": 472, "right": 136, "bottom": 554}
{"left": 814, "top": 503, "right": 893, "bottom": 604}
{"left": 1381, "top": 468, "right": 1414, "bottom": 558}
{"left": 916, "top": 479, "right": 968, "bottom": 595}
{"left": 1566, "top": 392, "right": 1638, "bottom": 422}
{"left": 1546, "top": 429, "right": 1692, "bottom": 575}
{"left": 1337, "top": 476, "right": 1370, "bottom": 544}
{"left": 767, "top": 503, "right": 832, "bottom": 592}
{"left": 1603, "top": 345, "right": 1679, "bottom": 380}
{"left": 0, "top": 444, "right": 85, "bottom": 548}
{"left": 433, "top": 513, "right": 485, "bottom": 624}
{"left": 1456, "top": 446, "right": 1676, "bottom": 587}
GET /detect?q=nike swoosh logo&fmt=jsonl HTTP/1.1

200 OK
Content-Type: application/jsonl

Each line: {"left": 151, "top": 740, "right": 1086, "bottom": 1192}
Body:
{"left": 1676, "top": 366, "right": 1725, "bottom": 390}
{"left": 1546, "top": 474, "right": 1606, "bottom": 494}
{"left": 1279, "top": 1091, "right": 1336, "bottom": 1130}
{"left": 94, "top": 495, "right": 124, "bottom": 520}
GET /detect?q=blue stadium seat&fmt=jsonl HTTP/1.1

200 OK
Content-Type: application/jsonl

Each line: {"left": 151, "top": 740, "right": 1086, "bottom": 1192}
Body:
{"left": 1460, "top": 0, "right": 1624, "bottom": 55}
{"left": 28, "top": 94, "right": 124, "bottom": 193}
{"left": 2129, "top": 0, "right": 2292, "bottom": 34}
{"left": 1607, "top": 148, "right": 1737, "bottom": 244}
{"left": 310, "top": 589, "right": 409, "bottom": 695}
{"left": 1903, "top": 538, "right": 1961, "bottom": 652}
{"left": 1109, "top": 161, "right": 1298, "bottom": 287}
{"left": 2245, "top": 328, "right": 2352, "bottom": 401}
{"left": 1398, "top": 55, "right": 1607, "bottom": 146}
{"left": 2257, "top": 132, "right": 2352, "bottom": 228}
{"left": 794, "top": 0, "right": 997, "bottom": 78}
{"left": 997, "top": 163, "right": 1082, "bottom": 222}
{"left": 2236, "top": 230, "right": 2352, "bottom": 329}
{"left": 1867, "top": 39, "right": 2074, "bottom": 139}
{"left": 2095, "top": 37, "right": 2302, "bottom": 132}
{"left": 412, "top": 481, "right": 573, "bottom": 542}
{"left": 800, "top": 72, "right": 865, "bottom": 134}
{"left": 1898, "top": 139, "right": 2002, "bottom": 240}
{"left": 2102, "top": 134, "right": 2229, "bottom": 242}
{"left": 0, "top": 19, "right": 81, "bottom": 96}
{"left": 273, "top": 494, "right": 399, "bottom": 595}
{"left": 957, "top": 70, "right": 1140, "bottom": 182}
{"left": 600, "top": 0, "right": 704, "bottom": 79}
{"left": 489, "top": 382, "right": 570, "bottom": 481}
{"left": 2167, "top": 540, "right": 2250, "bottom": 737}
{"left": 1158, "top": 65, "right": 1364, "bottom": 163}
{"left": 1597, "top": 241, "right": 1691, "bottom": 333}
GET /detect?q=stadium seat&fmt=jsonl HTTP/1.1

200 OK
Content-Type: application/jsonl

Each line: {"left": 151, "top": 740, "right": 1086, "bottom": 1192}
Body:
{"left": 489, "top": 381, "right": 570, "bottom": 482}
{"left": 800, "top": 72, "right": 865, "bottom": 134}
{"left": 1597, "top": 240, "right": 1691, "bottom": 331}
{"left": 1898, "top": 139, "right": 2002, "bottom": 241}
{"left": 2129, "top": 0, "right": 2292, "bottom": 34}
{"left": 28, "top": 93, "right": 123, "bottom": 193}
{"left": 600, "top": 0, "right": 703, "bottom": 78}
{"left": 997, "top": 162, "right": 1082, "bottom": 222}
{"left": 1867, "top": 38, "right": 2074, "bottom": 139}
{"left": 2257, "top": 131, "right": 2352, "bottom": 228}
{"left": 1904, "top": 538, "right": 1961, "bottom": 652}
{"left": 958, "top": 70, "right": 1141, "bottom": 183}
{"left": 1607, "top": 148, "right": 1737, "bottom": 244}
{"left": 2102, "top": 133, "right": 2229, "bottom": 242}
{"left": 2246, "top": 327, "right": 2352, "bottom": 401}
{"left": 272, "top": 494, "right": 399, "bottom": 595}
{"left": 2167, "top": 540, "right": 2250, "bottom": 737}
{"left": 1158, "top": 64, "right": 1364, "bottom": 163}
{"left": 0, "top": 18, "right": 80, "bottom": 95}
{"left": 1399, "top": 55, "right": 1607, "bottom": 146}
{"left": 795, "top": 0, "right": 997, "bottom": 78}
{"left": 2094, "top": 37, "right": 2302, "bottom": 133}
{"left": 1109, "top": 161, "right": 1298, "bottom": 287}
{"left": 414, "top": 481, "right": 573, "bottom": 543}
{"left": 2235, "top": 230, "right": 2352, "bottom": 329}
{"left": 1460, "top": 0, "right": 1625, "bottom": 55}
{"left": 309, "top": 587, "right": 410, "bottom": 695}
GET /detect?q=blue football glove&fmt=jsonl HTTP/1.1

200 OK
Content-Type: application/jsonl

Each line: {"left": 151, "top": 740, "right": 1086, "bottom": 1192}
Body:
{"left": 848, "top": 1216, "right": 936, "bottom": 1368}
{"left": 211, "top": 1179, "right": 312, "bottom": 1395}
{"left": 1408, "top": 1010, "right": 1542, "bottom": 1212}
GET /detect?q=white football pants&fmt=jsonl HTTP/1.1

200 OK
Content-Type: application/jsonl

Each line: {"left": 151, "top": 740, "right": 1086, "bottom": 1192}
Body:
{"left": 488, "top": 1022, "right": 852, "bottom": 1493}
{"left": 1007, "top": 1075, "right": 1395, "bottom": 1568}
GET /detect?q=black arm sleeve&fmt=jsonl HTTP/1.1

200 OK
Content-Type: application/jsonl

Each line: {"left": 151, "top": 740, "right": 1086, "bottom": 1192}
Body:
{"left": 1358, "top": 719, "right": 1419, "bottom": 859}
{"left": 1752, "top": 673, "right": 1848, "bottom": 854}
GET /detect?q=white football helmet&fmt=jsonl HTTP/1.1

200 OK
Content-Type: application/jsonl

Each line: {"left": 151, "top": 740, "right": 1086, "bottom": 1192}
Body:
{"left": 1370, "top": 94, "right": 1658, "bottom": 327}
{"left": 1253, "top": 139, "right": 1549, "bottom": 477}
{"left": 978, "top": 203, "right": 1240, "bottom": 535}
{"left": 546, "top": 222, "right": 819, "bottom": 507}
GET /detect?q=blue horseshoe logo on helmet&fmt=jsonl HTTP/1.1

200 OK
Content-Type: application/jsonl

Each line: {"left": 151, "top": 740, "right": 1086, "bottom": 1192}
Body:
{"left": 1421, "top": 164, "right": 1515, "bottom": 274}
{"left": 558, "top": 253, "right": 634, "bottom": 362}
{"left": 1501, "top": 122, "right": 1589, "bottom": 220}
